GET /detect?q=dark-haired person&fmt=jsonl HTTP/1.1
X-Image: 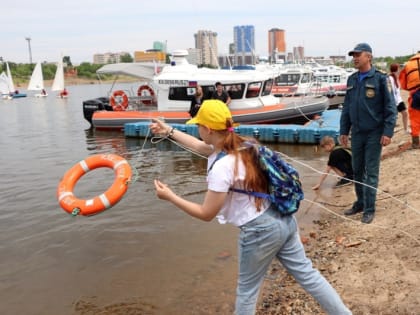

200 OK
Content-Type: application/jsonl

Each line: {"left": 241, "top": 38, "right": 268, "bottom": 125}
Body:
{"left": 188, "top": 85, "right": 205, "bottom": 117}
{"left": 211, "top": 81, "right": 231, "bottom": 106}
{"left": 340, "top": 43, "right": 397, "bottom": 224}
{"left": 150, "top": 99, "right": 352, "bottom": 315}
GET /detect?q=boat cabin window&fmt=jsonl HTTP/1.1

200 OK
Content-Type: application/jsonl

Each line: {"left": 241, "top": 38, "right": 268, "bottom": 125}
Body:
{"left": 315, "top": 75, "right": 328, "bottom": 83}
{"left": 168, "top": 85, "right": 214, "bottom": 101}
{"left": 246, "top": 82, "right": 262, "bottom": 98}
{"left": 262, "top": 79, "right": 273, "bottom": 96}
{"left": 274, "top": 74, "right": 301, "bottom": 86}
{"left": 224, "top": 84, "right": 245, "bottom": 99}
{"left": 301, "top": 73, "right": 312, "bottom": 83}
{"left": 331, "top": 75, "right": 341, "bottom": 83}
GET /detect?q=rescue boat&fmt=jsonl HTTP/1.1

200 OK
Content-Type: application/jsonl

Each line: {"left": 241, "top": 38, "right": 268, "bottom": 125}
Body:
{"left": 82, "top": 50, "right": 330, "bottom": 130}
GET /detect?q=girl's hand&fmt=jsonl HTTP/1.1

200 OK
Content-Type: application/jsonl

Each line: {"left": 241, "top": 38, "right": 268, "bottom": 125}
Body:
{"left": 149, "top": 118, "right": 171, "bottom": 136}
{"left": 154, "top": 179, "right": 175, "bottom": 201}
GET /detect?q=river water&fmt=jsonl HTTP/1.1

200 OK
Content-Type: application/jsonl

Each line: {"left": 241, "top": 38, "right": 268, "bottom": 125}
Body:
{"left": 0, "top": 84, "right": 332, "bottom": 315}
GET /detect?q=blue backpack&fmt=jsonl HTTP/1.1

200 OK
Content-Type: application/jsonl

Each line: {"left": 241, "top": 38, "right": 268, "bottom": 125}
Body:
{"left": 211, "top": 145, "right": 304, "bottom": 215}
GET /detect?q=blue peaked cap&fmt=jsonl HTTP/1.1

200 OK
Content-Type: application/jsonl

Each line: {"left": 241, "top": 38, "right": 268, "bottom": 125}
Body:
{"left": 348, "top": 43, "right": 372, "bottom": 56}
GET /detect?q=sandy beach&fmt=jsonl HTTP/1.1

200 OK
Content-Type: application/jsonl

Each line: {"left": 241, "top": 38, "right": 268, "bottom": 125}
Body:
{"left": 256, "top": 91, "right": 420, "bottom": 315}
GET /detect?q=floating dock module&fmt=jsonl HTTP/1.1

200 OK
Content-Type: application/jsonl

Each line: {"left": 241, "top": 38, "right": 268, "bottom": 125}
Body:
{"left": 124, "top": 109, "right": 342, "bottom": 144}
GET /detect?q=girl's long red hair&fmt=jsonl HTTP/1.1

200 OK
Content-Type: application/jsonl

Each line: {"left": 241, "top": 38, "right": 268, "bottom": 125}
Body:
{"left": 389, "top": 63, "right": 399, "bottom": 88}
{"left": 218, "top": 119, "right": 268, "bottom": 211}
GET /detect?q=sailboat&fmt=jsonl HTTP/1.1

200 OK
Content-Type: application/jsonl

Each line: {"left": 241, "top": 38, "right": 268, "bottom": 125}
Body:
{"left": 0, "top": 72, "right": 10, "bottom": 98}
{"left": 51, "top": 59, "right": 68, "bottom": 98}
{"left": 28, "top": 61, "right": 48, "bottom": 97}
{"left": 5, "top": 62, "right": 27, "bottom": 99}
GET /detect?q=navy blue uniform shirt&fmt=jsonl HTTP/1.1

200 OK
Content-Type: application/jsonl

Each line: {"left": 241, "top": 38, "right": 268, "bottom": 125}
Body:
{"left": 340, "top": 67, "right": 397, "bottom": 137}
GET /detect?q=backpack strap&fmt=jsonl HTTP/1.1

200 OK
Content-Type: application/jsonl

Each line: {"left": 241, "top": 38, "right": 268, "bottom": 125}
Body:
{"left": 230, "top": 188, "right": 271, "bottom": 199}
{"left": 208, "top": 150, "right": 271, "bottom": 199}
{"left": 208, "top": 151, "right": 227, "bottom": 173}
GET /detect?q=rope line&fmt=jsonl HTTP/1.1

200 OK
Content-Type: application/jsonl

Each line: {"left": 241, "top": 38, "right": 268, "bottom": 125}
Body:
{"left": 276, "top": 151, "right": 420, "bottom": 216}
{"left": 142, "top": 128, "right": 420, "bottom": 245}
{"left": 303, "top": 198, "right": 420, "bottom": 245}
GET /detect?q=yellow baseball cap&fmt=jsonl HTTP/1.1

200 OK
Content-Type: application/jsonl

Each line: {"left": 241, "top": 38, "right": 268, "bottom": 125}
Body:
{"left": 186, "top": 99, "right": 234, "bottom": 130}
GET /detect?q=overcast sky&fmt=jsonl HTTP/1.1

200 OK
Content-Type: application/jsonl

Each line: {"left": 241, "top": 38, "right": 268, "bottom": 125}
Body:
{"left": 2, "top": 0, "right": 419, "bottom": 64}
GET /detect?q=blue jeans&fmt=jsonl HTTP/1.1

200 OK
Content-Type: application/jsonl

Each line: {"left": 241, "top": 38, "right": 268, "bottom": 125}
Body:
{"left": 235, "top": 207, "right": 352, "bottom": 315}
{"left": 351, "top": 130, "right": 383, "bottom": 214}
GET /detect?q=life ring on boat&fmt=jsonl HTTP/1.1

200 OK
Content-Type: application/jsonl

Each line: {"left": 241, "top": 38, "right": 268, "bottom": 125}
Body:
{"left": 137, "top": 85, "right": 155, "bottom": 105}
{"left": 57, "top": 154, "right": 132, "bottom": 216}
{"left": 110, "top": 90, "right": 129, "bottom": 111}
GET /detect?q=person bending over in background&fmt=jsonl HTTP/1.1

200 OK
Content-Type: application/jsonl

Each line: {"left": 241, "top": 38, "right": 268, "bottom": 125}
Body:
{"left": 312, "top": 136, "right": 353, "bottom": 190}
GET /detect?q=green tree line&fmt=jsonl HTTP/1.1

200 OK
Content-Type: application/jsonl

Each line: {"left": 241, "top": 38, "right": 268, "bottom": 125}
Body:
{"left": 0, "top": 61, "right": 111, "bottom": 85}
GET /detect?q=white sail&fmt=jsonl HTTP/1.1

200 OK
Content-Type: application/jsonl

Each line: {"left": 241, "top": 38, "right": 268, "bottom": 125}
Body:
{"left": 52, "top": 59, "right": 65, "bottom": 91}
{"left": 6, "top": 62, "right": 15, "bottom": 92}
{"left": 0, "top": 72, "right": 9, "bottom": 94}
{"left": 27, "top": 61, "right": 45, "bottom": 91}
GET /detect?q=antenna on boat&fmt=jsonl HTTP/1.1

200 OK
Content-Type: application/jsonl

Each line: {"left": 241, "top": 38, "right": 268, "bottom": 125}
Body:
{"left": 246, "top": 39, "right": 256, "bottom": 65}
{"left": 207, "top": 36, "right": 219, "bottom": 68}
{"left": 226, "top": 55, "right": 232, "bottom": 70}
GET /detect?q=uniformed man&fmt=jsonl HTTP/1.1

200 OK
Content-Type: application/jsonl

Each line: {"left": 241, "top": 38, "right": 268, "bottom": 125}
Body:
{"left": 339, "top": 43, "right": 397, "bottom": 224}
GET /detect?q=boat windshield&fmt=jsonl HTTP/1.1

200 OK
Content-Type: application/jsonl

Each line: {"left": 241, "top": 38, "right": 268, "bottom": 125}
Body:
{"left": 169, "top": 85, "right": 215, "bottom": 101}
{"left": 262, "top": 79, "right": 273, "bottom": 96}
{"left": 314, "top": 74, "right": 342, "bottom": 83}
{"left": 224, "top": 84, "right": 245, "bottom": 99}
{"left": 275, "top": 74, "right": 299, "bottom": 86}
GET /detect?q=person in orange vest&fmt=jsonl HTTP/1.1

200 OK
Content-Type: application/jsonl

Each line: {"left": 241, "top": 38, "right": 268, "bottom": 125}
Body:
{"left": 399, "top": 50, "right": 420, "bottom": 149}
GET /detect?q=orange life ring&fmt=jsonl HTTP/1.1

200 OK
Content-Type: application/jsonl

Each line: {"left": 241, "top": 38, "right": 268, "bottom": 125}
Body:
{"left": 137, "top": 85, "right": 155, "bottom": 105}
{"left": 110, "top": 90, "right": 129, "bottom": 111}
{"left": 57, "top": 154, "right": 132, "bottom": 216}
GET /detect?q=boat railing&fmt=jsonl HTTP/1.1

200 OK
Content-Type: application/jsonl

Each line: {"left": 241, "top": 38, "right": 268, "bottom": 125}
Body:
{"left": 127, "top": 95, "right": 157, "bottom": 110}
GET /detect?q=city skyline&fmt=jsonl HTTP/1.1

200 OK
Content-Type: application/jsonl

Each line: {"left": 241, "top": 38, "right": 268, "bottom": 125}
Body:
{"left": 2, "top": 0, "right": 419, "bottom": 64}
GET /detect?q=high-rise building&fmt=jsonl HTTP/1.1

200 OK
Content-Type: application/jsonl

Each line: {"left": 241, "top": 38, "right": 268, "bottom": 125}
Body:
{"left": 268, "top": 28, "right": 286, "bottom": 63}
{"left": 293, "top": 46, "right": 305, "bottom": 61}
{"left": 233, "top": 25, "right": 256, "bottom": 66}
{"left": 186, "top": 48, "right": 202, "bottom": 65}
{"left": 153, "top": 41, "right": 166, "bottom": 52}
{"left": 194, "top": 30, "right": 218, "bottom": 67}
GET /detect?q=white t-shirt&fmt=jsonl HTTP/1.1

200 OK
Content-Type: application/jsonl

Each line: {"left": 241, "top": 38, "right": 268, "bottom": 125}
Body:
{"left": 207, "top": 152, "right": 270, "bottom": 227}
{"left": 389, "top": 75, "right": 403, "bottom": 104}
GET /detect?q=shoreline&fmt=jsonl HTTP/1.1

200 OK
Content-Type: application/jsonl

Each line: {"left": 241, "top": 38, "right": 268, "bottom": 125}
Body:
{"left": 15, "top": 77, "right": 138, "bottom": 89}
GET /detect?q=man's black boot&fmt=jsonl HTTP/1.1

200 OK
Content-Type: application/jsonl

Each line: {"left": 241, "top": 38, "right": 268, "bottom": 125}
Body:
{"left": 344, "top": 207, "right": 363, "bottom": 216}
